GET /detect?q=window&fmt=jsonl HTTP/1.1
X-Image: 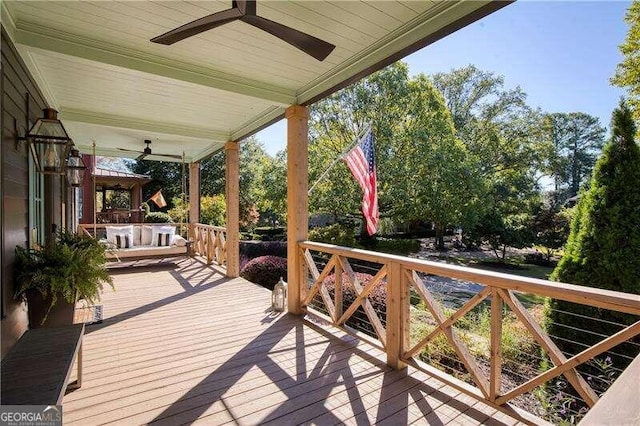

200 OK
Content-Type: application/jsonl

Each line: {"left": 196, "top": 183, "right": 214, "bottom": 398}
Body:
{"left": 28, "top": 153, "right": 45, "bottom": 247}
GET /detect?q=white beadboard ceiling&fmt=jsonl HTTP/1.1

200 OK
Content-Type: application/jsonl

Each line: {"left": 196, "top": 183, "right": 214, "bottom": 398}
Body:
{"left": 2, "top": 1, "right": 510, "bottom": 162}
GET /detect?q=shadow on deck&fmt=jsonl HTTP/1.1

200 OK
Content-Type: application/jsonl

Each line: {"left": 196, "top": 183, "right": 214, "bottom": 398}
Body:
{"left": 64, "top": 258, "right": 527, "bottom": 425}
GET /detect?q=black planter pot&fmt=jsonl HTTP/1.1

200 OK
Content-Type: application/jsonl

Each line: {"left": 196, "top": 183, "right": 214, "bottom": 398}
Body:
{"left": 26, "top": 291, "right": 75, "bottom": 328}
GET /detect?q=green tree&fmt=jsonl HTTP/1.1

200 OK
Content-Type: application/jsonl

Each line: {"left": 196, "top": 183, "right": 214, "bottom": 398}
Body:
{"left": 200, "top": 195, "right": 226, "bottom": 226}
{"left": 258, "top": 150, "right": 287, "bottom": 223}
{"left": 465, "top": 170, "right": 539, "bottom": 259}
{"left": 200, "top": 137, "right": 283, "bottom": 227}
{"left": 433, "top": 66, "right": 548, "bottom": 252}
{"left": 547, "top": 101, "right": 640, "bottom": 364}
{"left": 612, "top": 1, "right": 640, "bottom": 124}
{"left": 167, "top": 197, "right": 189, "bottom": 224}
{"left": 432, "top": 65, "right": 546, "bottom": 178}
{"left": 395, "top": 74, "right": 485, "bottom": 247}
{"left": 131, "top": 160, "right": 182, "bottom": 211}
{"left": 309, "top": 62, "right": 411, "bottom": 226}
{"left": 309, "top": 62, "right": 484, "bottom": 243}
{"left": 531, "top": 204, "right": 571, "bottom": 261}
{"left": 545, "top": 113, "right": 605, "bottom": 203}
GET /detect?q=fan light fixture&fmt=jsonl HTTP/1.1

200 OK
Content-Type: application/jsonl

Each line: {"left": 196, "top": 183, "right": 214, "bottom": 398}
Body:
{"left": 66, "top": 149, "right": 86, "bottom": 187}
{"left": 18, "top": 108, "right": 73, "bottom": 175}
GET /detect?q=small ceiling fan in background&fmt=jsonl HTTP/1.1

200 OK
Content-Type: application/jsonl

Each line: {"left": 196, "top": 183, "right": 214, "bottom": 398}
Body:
{"left": 118, "top": 140, "right": 183, "bottom": 161}
{"left": 150, "top": 0, "right": 336, "bottom": 61}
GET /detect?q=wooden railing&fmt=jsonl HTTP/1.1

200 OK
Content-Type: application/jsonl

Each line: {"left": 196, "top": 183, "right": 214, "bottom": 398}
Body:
{"left": 297, "top": 241, "right": 640, "bottom": 420}
{"left": 190, "top": 223, "right": 227, "bottom": 267}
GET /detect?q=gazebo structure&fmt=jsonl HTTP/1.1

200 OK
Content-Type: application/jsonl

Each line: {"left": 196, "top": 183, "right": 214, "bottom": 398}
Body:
{"left": 79, "top": 155, "right": 151, "bottom": 224}
{"left": 2, "top": 1, "right": 639, "bottom": 424}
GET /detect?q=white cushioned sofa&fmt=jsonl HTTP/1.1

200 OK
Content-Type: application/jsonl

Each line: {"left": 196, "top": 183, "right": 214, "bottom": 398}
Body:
{"left": 101, "top": 224, "right": 189, "bottom": 260}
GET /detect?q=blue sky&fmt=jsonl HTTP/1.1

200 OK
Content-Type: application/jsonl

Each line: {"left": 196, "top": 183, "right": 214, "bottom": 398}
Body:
{"left": 256, "top": 1, "right": 631, "bottom": 156}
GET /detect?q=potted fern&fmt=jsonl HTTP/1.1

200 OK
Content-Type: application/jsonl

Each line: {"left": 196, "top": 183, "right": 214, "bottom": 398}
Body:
{"left": 14, "top": 230, "right": 114, "bottom": 328}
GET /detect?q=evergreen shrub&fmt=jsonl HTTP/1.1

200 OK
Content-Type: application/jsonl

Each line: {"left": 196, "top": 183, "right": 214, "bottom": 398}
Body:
{"left": 240, "top": 255, "right": 287, "bottom": 290}
{"left": 239, "top": 241, "right": 287, "bottom": 260}
{"left": 144, "top": 212, "right": 173, "bottom": 223}
{"left": 309, "top": 223, "right": 356, "bottom": 247}
{"left": 547, "top": 101, "right": 640, "bottom": 367}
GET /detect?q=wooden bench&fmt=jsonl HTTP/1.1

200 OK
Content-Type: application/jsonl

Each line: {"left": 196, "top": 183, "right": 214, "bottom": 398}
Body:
{"left": 1, "top": 324, "right": 84, "bottom": 405}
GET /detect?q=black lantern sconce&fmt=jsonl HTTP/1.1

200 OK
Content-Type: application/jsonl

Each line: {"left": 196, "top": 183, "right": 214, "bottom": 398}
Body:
{"left": 66, "top": 148, "right": 86, "bottom": 187}
{"left": 17, "top": 107, "right": 73, "bottom": 175}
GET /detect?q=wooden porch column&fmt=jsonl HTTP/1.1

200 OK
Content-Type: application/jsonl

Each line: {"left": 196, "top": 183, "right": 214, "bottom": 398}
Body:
{"left": 225, "top": 142, "right": 240, "bottom": 278}
{"left": 286, "top": 105, "right": 309, "bottom": 315}
{"left": 386, "top": 262, "right": 409, "bottom": 369}
{"left": 189, "top": 162, "right": 200, "bottom": 224}
{"left": 80, "top": 155, "right": 95, "bottom": 224}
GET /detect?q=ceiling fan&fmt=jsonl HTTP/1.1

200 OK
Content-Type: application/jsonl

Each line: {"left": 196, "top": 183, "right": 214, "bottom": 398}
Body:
{"left": 150, "top": 0, "right": 336, "bottom": 61}
{"left": 118, "top": 140, "right": 183, "bottom": 161}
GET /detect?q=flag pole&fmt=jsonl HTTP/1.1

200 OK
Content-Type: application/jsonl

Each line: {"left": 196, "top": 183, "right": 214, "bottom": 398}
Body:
{"left": 308, "top": 123, "right": 371, "bottom": 196}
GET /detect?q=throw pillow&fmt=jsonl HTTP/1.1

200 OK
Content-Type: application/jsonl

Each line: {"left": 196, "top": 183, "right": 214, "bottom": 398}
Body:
{"left": 172, "top": 235, "right": 187, "bottom": 247}
{"left": 151, "top": 226, "right": 176, "bottom": 247}
{"left": 106, "top": 225, "right": 134, "bottom": 246}
{"left": 115, "top": 233, "right": 132, "bottom": 248}
{"left": 156, "top": 232, "right": 172, "bottom": 247}
{"left": 141, "top": 226, "right": 153, "bottom": 246}
{"left": 132, "top": 226, "right": 142, "bottom": 246}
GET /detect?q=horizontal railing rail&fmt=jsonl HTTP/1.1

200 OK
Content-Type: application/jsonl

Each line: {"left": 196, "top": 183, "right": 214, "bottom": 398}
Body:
{"left": 297, "top": 240, "right": 640, "bottom": 422}
{"left": 190, "top": 223, "right": 227, "bottom": 267}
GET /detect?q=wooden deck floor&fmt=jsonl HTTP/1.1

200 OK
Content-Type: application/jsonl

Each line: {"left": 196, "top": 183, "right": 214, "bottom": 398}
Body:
{"left": 63, "top": 258, "right": 528, "bottom": 425}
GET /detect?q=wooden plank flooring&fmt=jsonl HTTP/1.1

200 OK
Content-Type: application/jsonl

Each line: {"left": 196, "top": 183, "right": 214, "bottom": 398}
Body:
{"left": 63, "top": 258, "right": 529, "bottom": 425}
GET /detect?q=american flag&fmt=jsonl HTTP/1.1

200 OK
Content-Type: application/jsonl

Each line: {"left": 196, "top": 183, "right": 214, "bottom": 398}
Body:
{"left": 344, "top": 128, "right": 379, "bottom": 235}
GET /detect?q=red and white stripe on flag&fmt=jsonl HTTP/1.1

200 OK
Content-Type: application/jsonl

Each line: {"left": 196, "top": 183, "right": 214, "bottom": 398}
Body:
{"left": 344, "top": 129, "right": 379, "bottom": 235}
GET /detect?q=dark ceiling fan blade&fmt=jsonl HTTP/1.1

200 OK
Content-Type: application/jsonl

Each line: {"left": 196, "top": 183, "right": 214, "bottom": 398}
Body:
{"left": 117, "top": 148, "right": 144, "bottom": 154}
{"left": 151, "top": 152, "right": 184, "bottom": 160}
{"left": 151, "top": 7, "right": 243, "bottom": 45}
{"left": 117, "top": 147, "right": 181, "bottom": 160}
{"left": 242, "top": 15, "right": 335, "bottom": 61}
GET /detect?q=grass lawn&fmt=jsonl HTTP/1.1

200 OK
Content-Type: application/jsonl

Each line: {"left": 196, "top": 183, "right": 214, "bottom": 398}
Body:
{"left": 428, "top": 253, "right": 555, "bottom": 281}
{"left": 469, "top": 260, "right": 555, "bottom": 281}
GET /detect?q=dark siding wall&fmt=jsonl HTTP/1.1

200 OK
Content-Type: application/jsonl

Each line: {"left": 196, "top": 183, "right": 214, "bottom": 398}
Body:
{"left": 1, "top": 28, "right": 63, "bottom": 358}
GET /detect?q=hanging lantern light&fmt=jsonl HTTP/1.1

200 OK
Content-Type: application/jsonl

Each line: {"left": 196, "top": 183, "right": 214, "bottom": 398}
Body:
{"left": 20, "top": 108, "right": 73, "bottom": 175}
{"left": 272, "top": 277, "right": 288, "bottom": 312}
{"left": 66, "top": 149, "right": 86, "bottom": 187}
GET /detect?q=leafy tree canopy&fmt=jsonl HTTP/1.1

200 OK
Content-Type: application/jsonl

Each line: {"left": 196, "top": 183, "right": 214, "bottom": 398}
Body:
{"left": 544, "top": 112, "right": 605, "bottom": 204}
{"left": 308, "top": 62, "right": 485, "bottom": 239}
{"left": 612, "top": 1, "right": 640, "bottom": 124}
{"left": 131, "top": 160, "right": 183, "bottom": 211}
{"left": 200, "top": 137, "right": 285, "bottom": 227}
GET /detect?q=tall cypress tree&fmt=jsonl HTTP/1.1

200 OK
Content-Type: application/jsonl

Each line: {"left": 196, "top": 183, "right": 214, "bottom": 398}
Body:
{"left": 546, "top": 101, "right": 640, "bottom": 368}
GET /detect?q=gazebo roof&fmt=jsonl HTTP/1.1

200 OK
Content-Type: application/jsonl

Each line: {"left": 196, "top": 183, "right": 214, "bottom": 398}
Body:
{"left": 93, "top": 167, "right": 151, "bottom": 182}
{"left": 1, "top": 1, "right": 510, "bottom": 162}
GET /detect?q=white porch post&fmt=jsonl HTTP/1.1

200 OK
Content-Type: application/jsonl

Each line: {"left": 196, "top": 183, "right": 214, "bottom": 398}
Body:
{"left": 225, "top": 141, "right": 240, "bottom": 278}
{"left": 189, "top": 162, "right": 200, "bottom": 224}
{"left": 286, "top": 105, "right": 309, "bottom": 315}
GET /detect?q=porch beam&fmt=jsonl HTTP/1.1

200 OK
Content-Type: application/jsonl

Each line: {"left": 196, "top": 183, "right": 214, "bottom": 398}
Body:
{"left": 189, "top": 162, "right": 200, "bottom": 224}
{"left": 286, "top": 105, "right": 309, "bottom": 315}
{"left": 225, "top": 142, "right": 240, "bottom": 278}
{"left": 60, "top": 108, "right": 230, "bottom": 143}
{"left": 230, "top": 105, "right": 285, "bottom": 142}
{"left": 15, "top": 21, "right": 296, "bottom": 106}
